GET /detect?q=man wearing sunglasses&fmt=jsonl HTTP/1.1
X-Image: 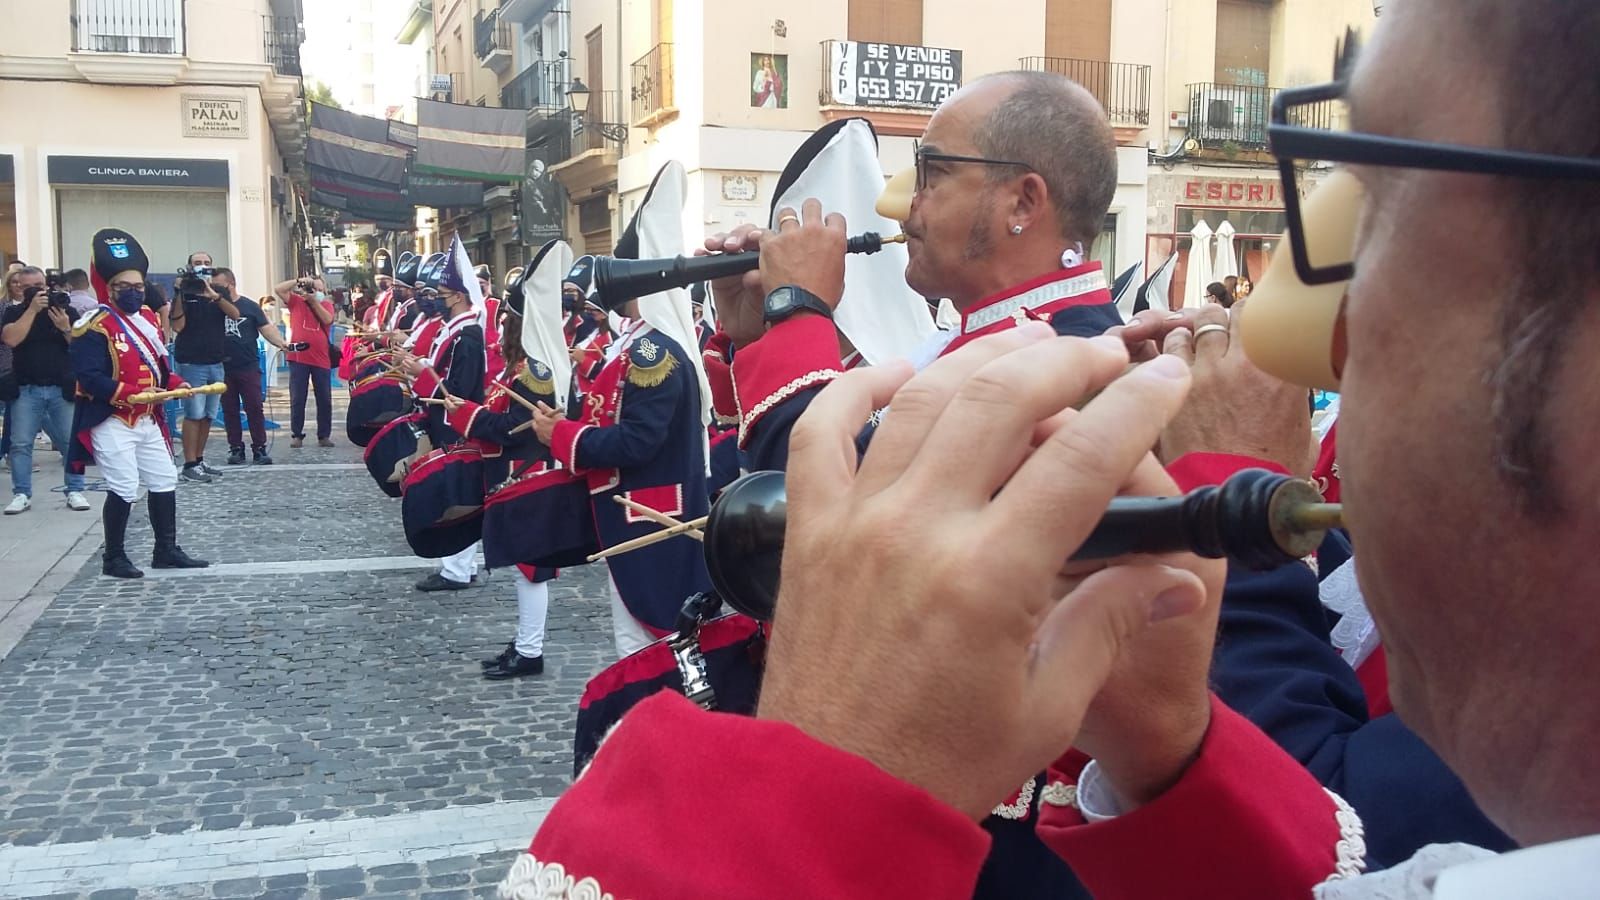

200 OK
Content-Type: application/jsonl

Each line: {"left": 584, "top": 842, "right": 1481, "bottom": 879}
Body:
{"left": 497, "top": 2, "right": 1600, "bottom": 897}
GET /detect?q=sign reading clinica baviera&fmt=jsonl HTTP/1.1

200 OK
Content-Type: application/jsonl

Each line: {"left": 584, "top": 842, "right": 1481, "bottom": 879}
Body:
{"left": 183, "top": 96, "right": 247, "bottom": 139}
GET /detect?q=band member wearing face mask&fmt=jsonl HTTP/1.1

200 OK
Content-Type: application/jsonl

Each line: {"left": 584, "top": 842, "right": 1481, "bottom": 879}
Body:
{"left": 69, "top": 229, "right": 209, "bottom": 578}
{"left": 403, "top": 242, "right": 488, "bottom": 592}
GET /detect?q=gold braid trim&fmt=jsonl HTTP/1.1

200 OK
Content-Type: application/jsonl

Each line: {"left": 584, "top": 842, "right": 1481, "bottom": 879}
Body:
{"left": 517, "top": 363, "right": 554, "bottom": 396}
{"left": 72, "top": 310, "right": 109, "bottom": 339}
{"left": 626, "top": 352, "right": 677, "bottom": 389}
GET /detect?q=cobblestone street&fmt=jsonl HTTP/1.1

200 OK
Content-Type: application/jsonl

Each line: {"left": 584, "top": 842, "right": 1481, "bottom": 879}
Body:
{"left": 0, "top": 429, "right": 620, "bottom": 899}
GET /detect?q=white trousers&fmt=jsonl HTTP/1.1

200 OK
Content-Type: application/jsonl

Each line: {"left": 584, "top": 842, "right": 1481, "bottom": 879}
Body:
{"left": 514, "top": 574, "right": 550, "bottom": 658}
{"left": 90, "top": 416, "right": 177, "bottom": 502}
{"left": 608, "top": 575, "right": 657, "bottom": 657}
{"left": 438, "top": 541, "right": 480, "bottom": 584}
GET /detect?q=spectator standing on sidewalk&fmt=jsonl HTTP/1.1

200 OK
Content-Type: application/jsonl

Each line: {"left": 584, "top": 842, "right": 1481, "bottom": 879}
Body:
{"left": 62, "top": 268, "right": 98, "bottom": 317}
{"left": 1, "top": 266, "right": 90, "bottom": 513}
{"left": 216, "top": 267, "right": 289, "bottom": 465}
{"left": 272, "top": 275, "right": 335, "bottom": 449}
{"left": 168, "top": 250, "right": 238, "bottom": 482}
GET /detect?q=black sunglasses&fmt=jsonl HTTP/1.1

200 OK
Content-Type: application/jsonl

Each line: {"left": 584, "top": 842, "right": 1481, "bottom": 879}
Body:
{"left": 1271, "top": 79, "right": 1600, "bottom": 285}
{"left": 914, "top": 140, "right": 1035, "bottom": 192}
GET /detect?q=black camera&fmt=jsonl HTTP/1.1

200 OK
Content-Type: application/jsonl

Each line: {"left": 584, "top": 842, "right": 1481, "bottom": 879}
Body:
{"left": 25, "top": 270, "right": 72, "bottom": 310}
{"left": 285, "top": 341, "right": 311, "bottom": 352}
{"left": 176, "top": 264, "right": 214, "bottom": 296}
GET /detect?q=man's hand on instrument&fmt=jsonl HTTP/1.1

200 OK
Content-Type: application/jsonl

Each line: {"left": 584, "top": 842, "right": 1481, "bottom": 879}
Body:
{"left": 440, "top": 392, "right": 463, "bottom": 413}
{"left": 757, "top": 323, "right": 1216, "bottom": 821}
{"left": 531, "top": 402, "right": 563, "bottom": 445}
{"left": 698, "top": 223, "right": 766, "bottom": 347}
{"left": 399, "top": 353, "right": 427, "bottom": 378}
{"left": 567, "top": 345, "right": 586, "bottom": 365}
{"left": 761, "top": 198, "right": 847, "bottom": 310}
{"left": 1104, "top": 307, "right": 1204, "bottom": 364}
{"left": 1156, "top": 300, "right": 1316, "bottom": 477}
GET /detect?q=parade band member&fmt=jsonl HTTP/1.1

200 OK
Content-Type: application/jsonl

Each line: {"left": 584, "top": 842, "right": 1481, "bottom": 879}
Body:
{"left": 475, "top": 263, "right": 505, "bottom": 384}
{"left": 69, "top": 229, "right": 209, "bottom": 578}
{"left": 536, "top": 164, "right": 712, "bottom": 655}
{"left": 443, "top": 242, "right": 573, "bottom": 679}
{"left": 406, "top": 238, "right": 487, "bottom": 593}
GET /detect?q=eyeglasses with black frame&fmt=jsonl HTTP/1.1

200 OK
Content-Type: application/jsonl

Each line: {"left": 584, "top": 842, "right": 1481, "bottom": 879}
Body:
{"left": 913, "top": 140, "right": 1035, "bottom": 192}
{"left": 1271, "top": 78, "right": 1600, "bottom": 286}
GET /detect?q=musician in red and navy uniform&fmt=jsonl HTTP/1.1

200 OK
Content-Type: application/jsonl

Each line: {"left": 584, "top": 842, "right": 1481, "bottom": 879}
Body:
{"left": 68, "top": 228, "right": 209, "bottom": 579}
{"left": 403, "top": 241, "right": 488, "bottom": 592}
{"left": 532, "top": 228, "right": 712, "bottom": 656}
{"left": 442, "top": 243, "right": 569, "bottom": 680}
{"left": 559, "top": 260, "right": 612, "bottom": 402}
{"left": 474, "top": 264, "right": 506, "bottom": 385}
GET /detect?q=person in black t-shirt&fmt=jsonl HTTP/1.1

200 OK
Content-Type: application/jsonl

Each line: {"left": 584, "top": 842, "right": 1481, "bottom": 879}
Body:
{"left": 169, "top": 250, "right": 239, "bottom": 482}
{"left": 1, "top": 266, "right": 88, "bottom": 513}
{"left": 215, "top": 267, "right": 289, "bottom": 465}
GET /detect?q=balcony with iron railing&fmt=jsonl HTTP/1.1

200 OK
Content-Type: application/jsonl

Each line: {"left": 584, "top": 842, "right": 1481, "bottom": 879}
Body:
{"left": 73, "top": 0, "right": 185, "bottom": 54}
{"left": 532, "top": 88, "right": 624, "bottom": 196}
{"left": 1018, "top": 57, "right": 1150, "bottom": 127}
{"left": 1187, "top": 83, "right": 1337, "bottom": 153}
{"left": 501, "top": 61, "right": 563, "bottom": 110}
{"left": 474, "top": 8, "right": 515, "bottom": 73}
{"left": 264, "top": 15, "right": 301, "bottom": 77}
{"left": 630, "top": 43, "right": 675, "bottom": 127}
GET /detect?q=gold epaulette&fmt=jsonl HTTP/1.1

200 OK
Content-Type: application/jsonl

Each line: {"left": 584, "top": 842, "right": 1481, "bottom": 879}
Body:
{"left": 517, "top": 361, "right": 554, "bottom": 396}
{"left": 71, "top": 309, "right": 109, "bottom": 339}
{"left": 627, "top": 350, "right": 677, "bottom": 388}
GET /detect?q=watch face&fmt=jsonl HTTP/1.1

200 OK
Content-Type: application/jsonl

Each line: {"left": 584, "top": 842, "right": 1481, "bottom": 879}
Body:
{"left": 766, "top": 287, "right": 794, "bottom": 317}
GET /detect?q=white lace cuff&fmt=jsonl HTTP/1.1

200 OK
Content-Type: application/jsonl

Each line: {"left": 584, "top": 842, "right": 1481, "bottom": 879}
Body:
{"left": 1072, "top": 761, "right": 1130, "bottom": 823}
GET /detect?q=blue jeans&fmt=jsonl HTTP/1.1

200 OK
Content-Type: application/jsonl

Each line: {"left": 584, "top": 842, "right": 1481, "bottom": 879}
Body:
{"left": 8, "top": 384, "right": 84, "bottom": 497}
{"left": 175, "top": 361, "right": 225, "bottom": 420}
{"left": 288, "top": 362, "right": 332, "bottom": 440}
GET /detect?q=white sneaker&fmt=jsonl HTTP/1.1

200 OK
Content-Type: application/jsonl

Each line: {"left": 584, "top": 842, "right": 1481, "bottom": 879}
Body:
{"left": 65, "top": 491, "right": 91, "bottom": 511}
{"left": 3, "top": 494, "right": 31, "bottom": 515}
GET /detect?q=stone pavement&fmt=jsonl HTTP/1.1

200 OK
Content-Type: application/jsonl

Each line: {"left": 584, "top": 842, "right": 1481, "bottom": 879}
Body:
{"left": 0, "top": 420, "right": 624, "bottom": 899}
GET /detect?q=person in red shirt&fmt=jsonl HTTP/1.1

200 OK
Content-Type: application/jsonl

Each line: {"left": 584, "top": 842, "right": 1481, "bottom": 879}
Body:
{"left": 271, "top": 275, "right": 336, "bottom": 448}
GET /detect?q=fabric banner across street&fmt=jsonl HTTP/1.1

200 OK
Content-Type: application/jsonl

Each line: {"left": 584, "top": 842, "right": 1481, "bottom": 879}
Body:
{"left": 415, "top": 98, "right": 526, "bottom": 183}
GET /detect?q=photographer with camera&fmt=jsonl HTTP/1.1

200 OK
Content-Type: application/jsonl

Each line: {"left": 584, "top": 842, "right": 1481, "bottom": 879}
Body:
{"left": 216, "top": 268, "right": 289, "bottom": 466}
{"left": 168, "top": 250, "right": 238, "bottom": 483}
{"left": 272, "top": 274, "right": 335, "bottom": 449}
{"left": 1, "top": 266, "right": 89, "bottom": 514}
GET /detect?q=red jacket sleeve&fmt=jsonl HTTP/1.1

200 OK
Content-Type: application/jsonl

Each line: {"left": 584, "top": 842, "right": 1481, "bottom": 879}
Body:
{"left": 1038, "top": 695, "right": 1365, "bottom": 899}
{"left": 730, "top": 313, "right": 843, "bottom": 451}
{"left": 516, "top": 692, "right": 991, "bottom": 900}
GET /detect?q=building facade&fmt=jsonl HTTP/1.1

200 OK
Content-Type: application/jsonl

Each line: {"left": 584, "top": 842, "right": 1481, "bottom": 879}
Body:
{"left": 0, "top": 0, "right": 306, "bottom": 295}
{"left": 1146, "top": 0, "right": 1374, "bottom": 303}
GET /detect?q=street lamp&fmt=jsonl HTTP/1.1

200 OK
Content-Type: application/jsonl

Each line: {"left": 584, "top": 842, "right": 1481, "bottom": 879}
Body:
{"left": 566, "top": 78, "right": 591, "bottom": 114}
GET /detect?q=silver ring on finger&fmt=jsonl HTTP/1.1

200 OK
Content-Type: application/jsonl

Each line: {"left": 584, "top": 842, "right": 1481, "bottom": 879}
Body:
{"left": 1193, "top": 323, "right": 1229, "bottom": 339}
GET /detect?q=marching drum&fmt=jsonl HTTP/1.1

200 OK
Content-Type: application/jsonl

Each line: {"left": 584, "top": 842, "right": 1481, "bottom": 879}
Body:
{"left": 363, "top": 412, "right": 430, "bottom": 499}
{"left": 345, "top": 373, "right": 409, "bottom": 447}
{"left": 400, "top": 446, "right": 486, "bottom": 558}
{"left": 481, "top": 467, "right": 599, "bottom": 570}
{"left": 573, "top": 596, "right": 765, "bottom": 776}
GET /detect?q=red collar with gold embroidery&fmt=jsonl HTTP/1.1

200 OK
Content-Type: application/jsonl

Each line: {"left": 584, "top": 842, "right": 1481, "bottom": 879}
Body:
{"left": 943, "top": 263, "right": 1112, "bottom": 356}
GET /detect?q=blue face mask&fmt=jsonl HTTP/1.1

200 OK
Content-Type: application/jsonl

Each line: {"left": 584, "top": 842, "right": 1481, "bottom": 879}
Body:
{"left": 113, "top": 287, "right": 145, "bottom": 314}
{"left": 314, "top": 290, "right": 327, "bottom": 302}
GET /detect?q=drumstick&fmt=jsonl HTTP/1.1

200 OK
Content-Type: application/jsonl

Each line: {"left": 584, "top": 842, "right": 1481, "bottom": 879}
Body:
{"left": 587, "top": 516, "right": 710, "bottom": 562}
{"left": 414, "top": 397, "right": 452, "bottom": 406}
{"left": 611, "top": 495, "right": 704, "bottom": 540}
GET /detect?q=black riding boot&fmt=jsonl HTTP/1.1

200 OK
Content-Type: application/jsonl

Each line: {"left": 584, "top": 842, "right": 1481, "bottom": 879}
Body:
{"left": 148, "top": 491, "right": 209, "bottom": 569}
{"left": 101, "top": 493, "right": 143, "bottom": 579}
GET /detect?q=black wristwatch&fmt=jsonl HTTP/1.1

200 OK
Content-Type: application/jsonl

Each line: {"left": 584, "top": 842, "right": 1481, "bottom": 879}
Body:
{"left": 762, "top": 285, "right": 833, "bottom": 326}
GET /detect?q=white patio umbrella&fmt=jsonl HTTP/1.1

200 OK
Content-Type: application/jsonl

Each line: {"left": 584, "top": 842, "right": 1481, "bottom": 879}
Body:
{"left": 1213, "top": 220, "right": 1240, "bottom": 281}
{"left": 1183, "top": 220, "right": 1215, "bottom": 309}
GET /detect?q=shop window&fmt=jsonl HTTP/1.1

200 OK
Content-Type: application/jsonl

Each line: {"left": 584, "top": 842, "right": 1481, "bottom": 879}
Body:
{"left": 56, "top": 188, "right": 228, "bottom": 275}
